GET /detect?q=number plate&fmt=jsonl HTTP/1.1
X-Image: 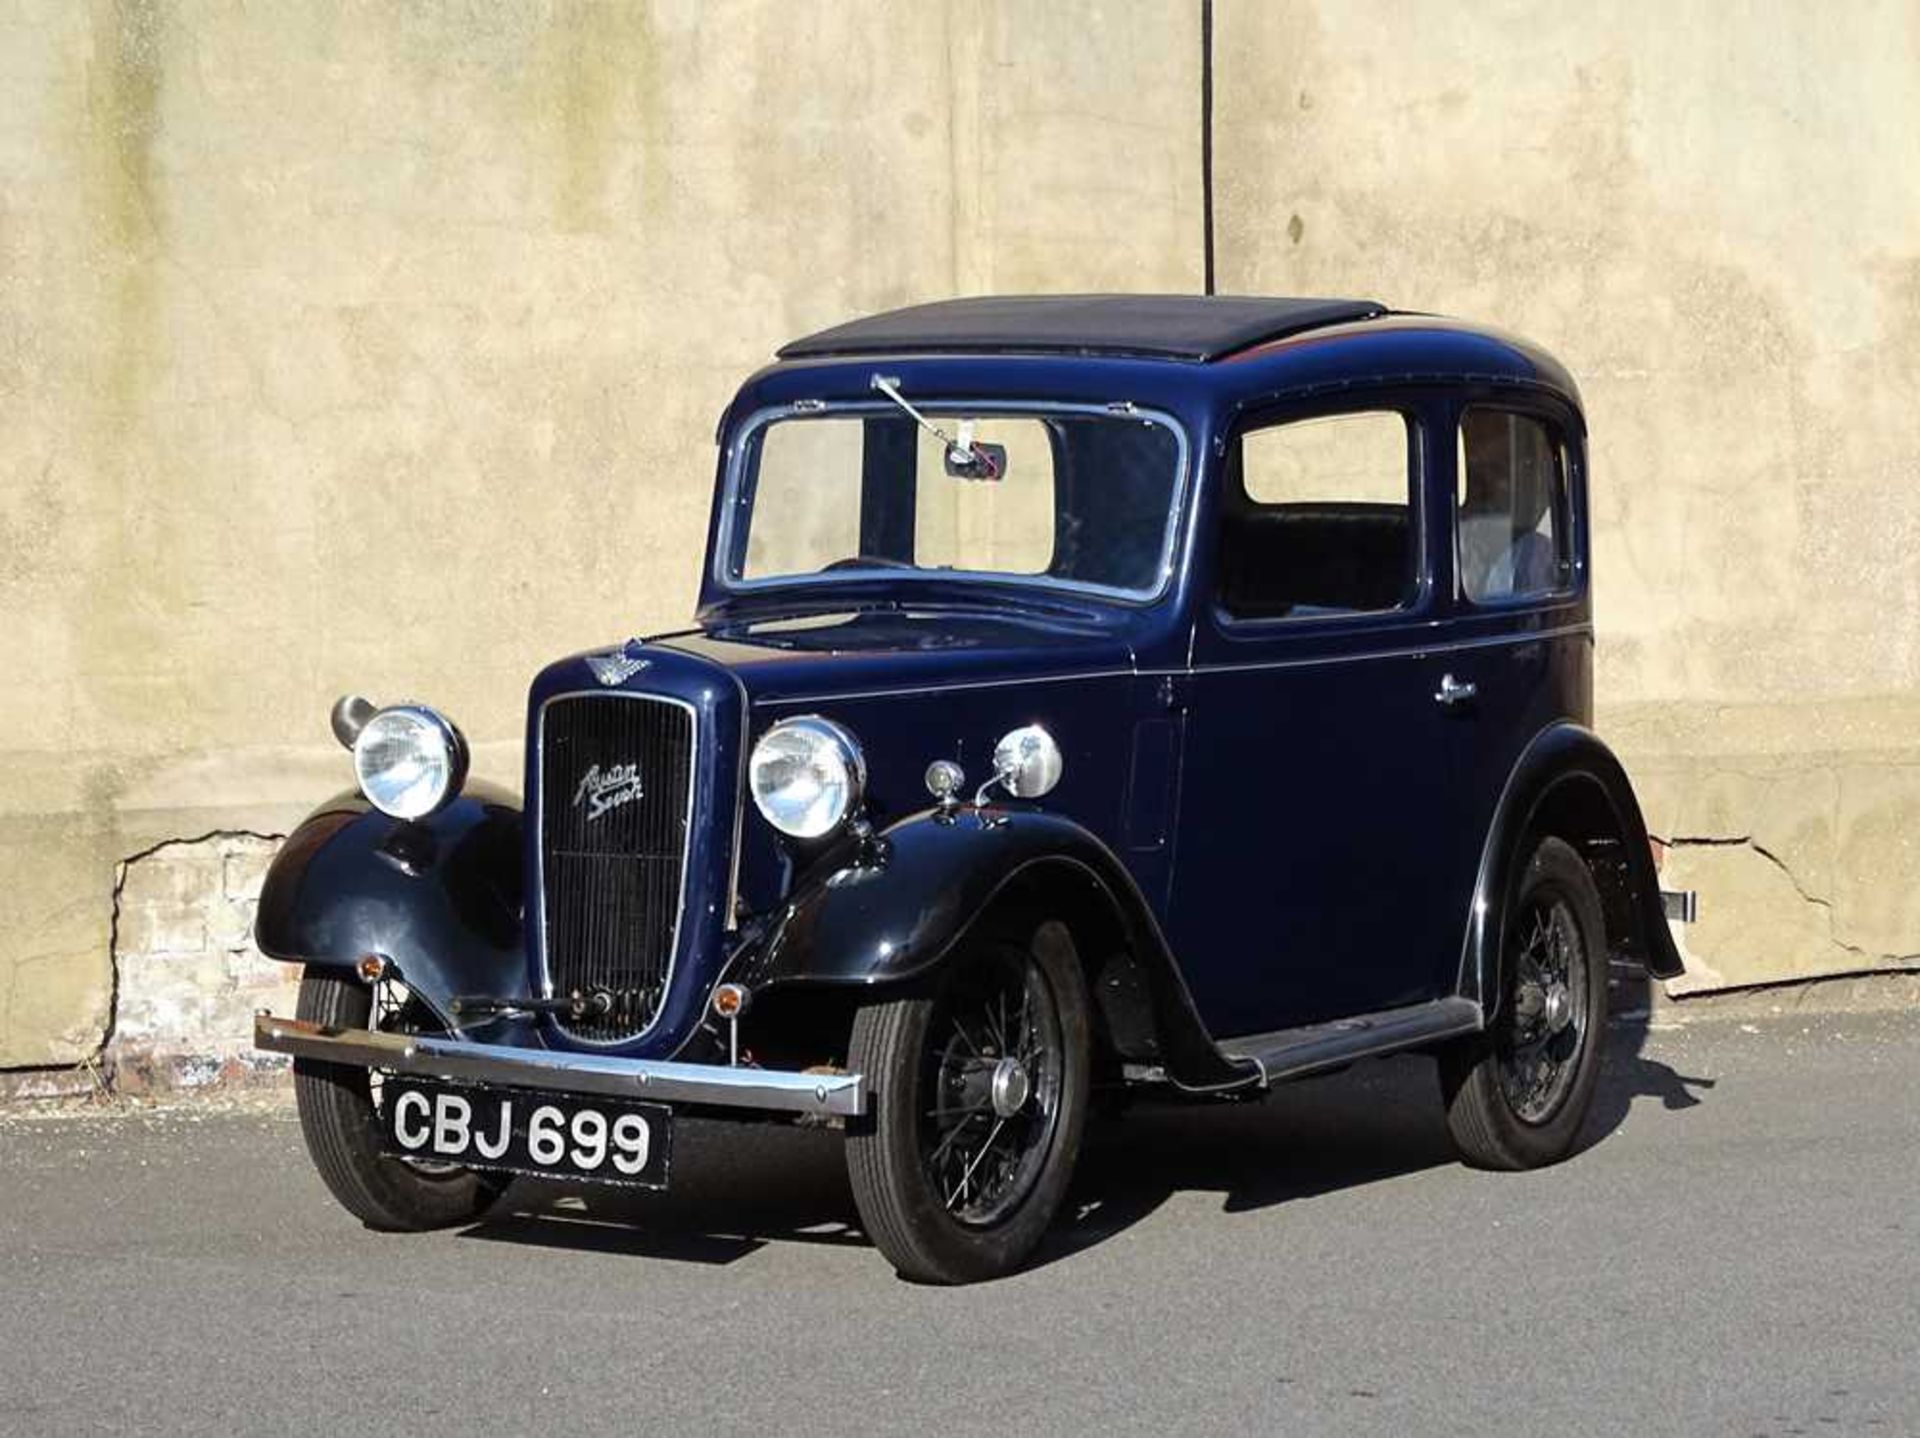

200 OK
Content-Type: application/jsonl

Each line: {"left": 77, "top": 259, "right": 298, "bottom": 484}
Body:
{"left": 380, "top": 1079, "right": 672, "bottom": 1190}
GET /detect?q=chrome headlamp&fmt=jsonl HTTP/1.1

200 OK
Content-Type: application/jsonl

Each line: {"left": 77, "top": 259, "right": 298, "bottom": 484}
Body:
{"left": 345, "top": 702, "right": 470, "bottom": 820}
{"left": 749, "top": 716, "right": 865, "bottom": 839}
{"left": 991, "top": 724, "right": 1064, "bottom": 798}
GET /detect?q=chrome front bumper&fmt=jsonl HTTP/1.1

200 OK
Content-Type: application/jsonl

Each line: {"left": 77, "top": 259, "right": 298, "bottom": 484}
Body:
{"left": 253, "top": 1014, "right": 867, "bottom": 1117}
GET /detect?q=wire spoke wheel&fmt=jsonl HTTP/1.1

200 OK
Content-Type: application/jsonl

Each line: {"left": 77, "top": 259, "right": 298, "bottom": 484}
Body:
{"left": 366, "top": 978, "right": 465, "bottom": 1179}
{"left": 919, "top": 948, "right": 1065, "bottom": 1227}
{"left": 846, "top": 922, "right": 1091, "bottom": 1284}
{"left": 292, "top": 968, "right": 508, "bottom": 1231}
{"left": 1496, "top": 895, "right": 1589, "bottom": 1124}
{"left": 1439, "top": 836, "right": 1610, "bottom": 1171}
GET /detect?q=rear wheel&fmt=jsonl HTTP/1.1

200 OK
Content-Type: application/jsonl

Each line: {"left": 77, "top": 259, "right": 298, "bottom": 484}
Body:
{"left": 845, "top": 921, "right": 1091, "bottom": 1284}
{"left": 1440, "top": 836, "right": 1610, "bottom": 1170}
{"left": 292, "top": 969, "right": 509, "bottom": 1231}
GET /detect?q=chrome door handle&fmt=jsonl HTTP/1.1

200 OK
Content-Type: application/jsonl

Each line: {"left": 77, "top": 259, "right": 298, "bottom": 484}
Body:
{"left": 1434, "top": 673, "right": 1477, "bottom": 707}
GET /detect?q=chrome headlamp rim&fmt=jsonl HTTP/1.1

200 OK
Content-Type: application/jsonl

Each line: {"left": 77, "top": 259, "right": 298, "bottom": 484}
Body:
{"left": 351, "top": 703, "right": 470, "bottom": 821}
{"left": 748, "top": 714, "right": 866, "bottom": 840}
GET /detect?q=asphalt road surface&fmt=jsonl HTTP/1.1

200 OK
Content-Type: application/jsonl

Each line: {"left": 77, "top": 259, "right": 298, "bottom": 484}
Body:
{"left": 2, "top": 1007, "right": 1915, "bottom": 1437}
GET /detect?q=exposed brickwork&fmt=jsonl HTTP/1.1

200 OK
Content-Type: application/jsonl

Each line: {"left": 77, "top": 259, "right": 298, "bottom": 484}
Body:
{"left": 105, "top": 834, "right": 296, "bottom": 1095}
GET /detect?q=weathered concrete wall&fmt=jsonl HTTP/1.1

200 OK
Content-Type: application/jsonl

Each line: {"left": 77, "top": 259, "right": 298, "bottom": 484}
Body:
{"left": 1213, "top": 0, "right": 1920, "bottom": 989}
{"left": 5, "top": 0, "right": 1916, "bottom": 1078}
{"left": 0, "top": 0, "right": 1202, "bottom": 1069}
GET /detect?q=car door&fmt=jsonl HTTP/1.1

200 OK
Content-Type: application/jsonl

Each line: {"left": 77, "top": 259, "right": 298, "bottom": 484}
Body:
{"left": 1165, "top": 397, "right": 1472, "bottom": 1038}
{"left": 1435, "top": 400, "right": 1591, "bottom": 908}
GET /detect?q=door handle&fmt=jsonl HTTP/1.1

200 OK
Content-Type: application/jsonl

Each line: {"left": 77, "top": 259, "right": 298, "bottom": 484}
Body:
{"left": 1434, "top": 673, "right": 1477, "bottom": 707}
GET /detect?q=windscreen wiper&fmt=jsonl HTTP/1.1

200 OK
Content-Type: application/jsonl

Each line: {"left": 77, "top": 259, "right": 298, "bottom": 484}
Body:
{"left": 869, "top": 374, "right": 1003, "bottom": 480}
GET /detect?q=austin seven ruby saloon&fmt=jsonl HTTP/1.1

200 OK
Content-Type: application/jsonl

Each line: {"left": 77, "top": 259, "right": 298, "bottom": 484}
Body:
{"left": 254, "top": 296, "right": 1691, "bottom": 1283}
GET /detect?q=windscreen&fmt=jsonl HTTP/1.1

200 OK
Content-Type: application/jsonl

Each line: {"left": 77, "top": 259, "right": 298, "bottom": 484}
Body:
{"left": 723, "top": 408, "right": 1185, "bottom": 598}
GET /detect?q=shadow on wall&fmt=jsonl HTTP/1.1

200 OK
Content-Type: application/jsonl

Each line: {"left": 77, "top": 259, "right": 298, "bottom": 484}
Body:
{"left": 454, "top": 975, "right": 1714, "bottom": 1273}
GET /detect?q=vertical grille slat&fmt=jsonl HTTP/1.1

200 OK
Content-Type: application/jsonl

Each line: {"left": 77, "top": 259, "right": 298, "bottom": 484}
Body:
{"left": 539, "top": 694, "right": 695, "bottom": 1042}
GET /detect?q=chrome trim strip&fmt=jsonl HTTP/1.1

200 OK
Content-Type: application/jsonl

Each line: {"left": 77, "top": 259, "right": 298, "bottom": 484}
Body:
{"left": 1187, "top": 621, "right": 1592, "bottom": 678}
{"left": 535, "top": 688, "right": 701, "bottom": 1047}
{"left": 767, "top": 623, "right": 1593, "bottom": 706}
{"left": 255, "top": 1014, "right": 865, "bottom": 1117}
{"left": 723, "top": 668, "right": 750, "bottom": 934}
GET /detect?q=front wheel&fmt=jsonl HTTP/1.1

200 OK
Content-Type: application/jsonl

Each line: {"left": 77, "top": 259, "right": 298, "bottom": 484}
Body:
{"left": 1439, "top": 836, "right": 1611, "bottom": 1170}
{"left": 292, "top": 970, "right": 509, "bottom": 1231}
{"left": 845, "top": 921, "right": 1091, "bottom": 1284}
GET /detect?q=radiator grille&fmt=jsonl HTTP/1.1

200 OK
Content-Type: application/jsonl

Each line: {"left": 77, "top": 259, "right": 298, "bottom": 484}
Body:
{"left": 538, "top": 693, "right": 694, "bottom": 1041}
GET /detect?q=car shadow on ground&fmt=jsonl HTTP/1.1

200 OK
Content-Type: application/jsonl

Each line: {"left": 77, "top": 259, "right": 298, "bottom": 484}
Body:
{"left": 456, "top": 975, "right": 1715, "bottom": 1274}
{"left": 1585, "top": 965, "right": 1717, "bottom": 1139}
{"left": 1039, "top": 978, "right": 1717, "bottom": 1271}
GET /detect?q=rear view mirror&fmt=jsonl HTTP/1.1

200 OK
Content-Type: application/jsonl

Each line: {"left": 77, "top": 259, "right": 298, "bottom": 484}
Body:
{"left": 943, "top": 441, "right": 1007, "bottom": 482}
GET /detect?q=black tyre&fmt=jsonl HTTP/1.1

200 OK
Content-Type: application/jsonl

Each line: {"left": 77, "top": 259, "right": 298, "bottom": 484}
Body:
{"left": 1440, "top": 836, "right": 1610, "bottom": 1170}
{"left": 846, "top": 920, "right": 1091, "bottom": 1284}
{"left": 292, "top": 970, "right": 509, "bottom": 1231}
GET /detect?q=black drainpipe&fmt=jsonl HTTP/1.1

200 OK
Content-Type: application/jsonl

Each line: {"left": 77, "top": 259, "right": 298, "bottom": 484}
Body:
{"left": 1200, "top": 0, "right": 1215, "bottom": 295}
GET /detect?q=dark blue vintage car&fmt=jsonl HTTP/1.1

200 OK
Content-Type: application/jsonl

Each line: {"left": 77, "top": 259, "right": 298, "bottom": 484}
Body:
{"left": 255, "top": 295, "right": 1688, "bottom": 1283}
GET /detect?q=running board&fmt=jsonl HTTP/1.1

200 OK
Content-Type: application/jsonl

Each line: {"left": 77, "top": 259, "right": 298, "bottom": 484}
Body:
{"left": 1217, "top": 997, "right": 1484, "bottom": 1088}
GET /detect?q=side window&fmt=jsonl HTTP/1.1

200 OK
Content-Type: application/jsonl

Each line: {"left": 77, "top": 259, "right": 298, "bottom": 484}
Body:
{"left": 1455, "top": 410, "right": 1573, "bottom": 603}
{"left": 1219, "top": 410, "right": 1415, "bottom": 620}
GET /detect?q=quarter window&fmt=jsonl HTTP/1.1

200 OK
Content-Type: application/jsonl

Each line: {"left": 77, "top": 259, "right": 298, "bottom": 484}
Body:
{"left": 1218, "top": 410, "right": 1415, "bottom": 619}
{"left": 1455, "top": 410, "right": 1573, "bottom": 602}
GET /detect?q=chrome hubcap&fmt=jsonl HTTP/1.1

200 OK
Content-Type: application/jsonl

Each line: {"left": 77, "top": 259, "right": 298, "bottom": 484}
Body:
{"left": 1541, "top": 982, "right": 1573, "bottom": 1035}
{"left": 1518, "top": 976, "right": 1575, "bottom": 1036}
{"left": 989, "top": 1056, "right": 1032, "bottom": 1118}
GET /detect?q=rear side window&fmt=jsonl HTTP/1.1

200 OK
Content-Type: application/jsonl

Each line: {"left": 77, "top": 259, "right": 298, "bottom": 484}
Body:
{"left": 1218, "top": 410, "right": 1414, "bottom": 620}
{"left": 1455, "top": 410, "right": 1573, "bottom": 603}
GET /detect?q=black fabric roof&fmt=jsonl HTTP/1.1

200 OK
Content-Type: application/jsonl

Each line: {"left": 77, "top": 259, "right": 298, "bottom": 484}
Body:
{"left": 777, "top": 294, "right": 1387, "bottom": 363}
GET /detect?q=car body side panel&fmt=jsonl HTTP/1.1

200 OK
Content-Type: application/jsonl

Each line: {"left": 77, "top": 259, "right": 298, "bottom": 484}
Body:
{"left": 1437, "top": 614, "right": 1594, "bottom": 915}
{"left": 1173, "top": 640, "right": 1467, "bottom": 1033}
{"left": 1168, "top": 389, "right": 1468, "bottom": 1035}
